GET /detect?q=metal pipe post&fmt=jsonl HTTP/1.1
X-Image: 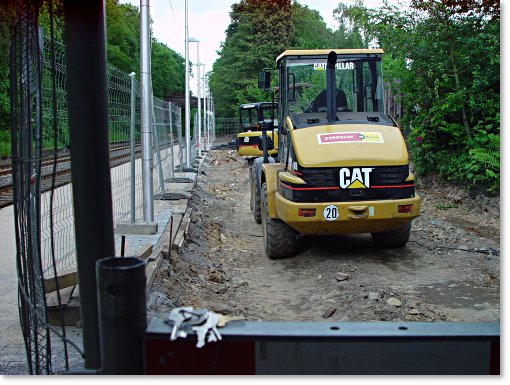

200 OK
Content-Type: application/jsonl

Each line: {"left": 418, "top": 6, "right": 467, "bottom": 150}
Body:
{"left": 97, "top": 257, "right": 146, "bottom": 374}
{"left": 168, "top": 103, "right": 175, "bottom": 179}
{"left": 63, "top": 0, "right": 115, "bottom": 369}
{"left": 184, "top": 0, "right": 191, "bottom": 167}
{"left": 201, "top": 72, "right": 205, "bottom": 143}
{"left": 196, "top": 52, "right": 201, "bottom": 157}
{"left": 129, "top": 72, "right": 136, "bottom": 223}
{"left": 140, "top": 0, "right": 154, "bottom": 221}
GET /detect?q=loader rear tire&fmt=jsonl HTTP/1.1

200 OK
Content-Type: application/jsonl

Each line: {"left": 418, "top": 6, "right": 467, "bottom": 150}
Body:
{"left": 371, "top": 222, "right": 412, "bottom": 248}
{"left": 261, "top": 183, "right": 297, "bottom": 259}
{"left": 252, "top": 167, "right": 261, "bottom": 224}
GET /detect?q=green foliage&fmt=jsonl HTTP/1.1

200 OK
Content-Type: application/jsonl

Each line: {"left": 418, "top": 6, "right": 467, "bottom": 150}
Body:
{"left": 341, "top": 0, "right": 500, "bottom": 194}
{"left": 0, "top": 1, "right": 15, "bottom": 132}
{"left": 151, "top": 40, "right": 185, "bottom": 99}
{"left": 210, "top": 0, "right": 364, "bottom": 119}
{"left": 0, "top": 130, "right": 10, "bottom": 158}
{"left": 105, "top": 0, "right": 140, "bottom": 74}
{"left": 210, "top": 0, "right": 294, "bottom": 118}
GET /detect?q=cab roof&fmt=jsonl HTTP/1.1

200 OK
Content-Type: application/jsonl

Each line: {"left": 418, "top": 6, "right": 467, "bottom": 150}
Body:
{"left": 276, "top": 49, "right": 384, "bottom": 63}
{"left": 239, "top": 102, "right": 275, "bottom": 109}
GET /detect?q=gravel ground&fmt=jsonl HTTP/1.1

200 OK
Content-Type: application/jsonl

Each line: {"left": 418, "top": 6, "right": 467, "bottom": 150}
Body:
{"left": 148, "top": 147, "right": 500, "bottom": 324}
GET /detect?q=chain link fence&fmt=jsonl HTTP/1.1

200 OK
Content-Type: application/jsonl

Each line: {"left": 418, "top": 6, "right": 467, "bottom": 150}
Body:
{"left": 38, "top": 36, "right": 193, "bottom": 275}
{"left": 10, "top": 13, "right": 208, "bottom": 372}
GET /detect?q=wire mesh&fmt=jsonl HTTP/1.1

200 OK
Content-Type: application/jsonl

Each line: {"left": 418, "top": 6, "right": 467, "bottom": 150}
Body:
{"left": 11, "top": 0, "right": 54, "bottom": 374}
{"left": 9, "top": 7, "right": 193, "bottom": 373}
{"left": 214, "top": 117, "right": 237, "bottom": 139}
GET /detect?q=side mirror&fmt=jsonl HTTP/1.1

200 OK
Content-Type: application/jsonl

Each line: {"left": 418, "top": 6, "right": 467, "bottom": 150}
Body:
{"left": 258, "top": 71, "right": 271, "bottom": 90}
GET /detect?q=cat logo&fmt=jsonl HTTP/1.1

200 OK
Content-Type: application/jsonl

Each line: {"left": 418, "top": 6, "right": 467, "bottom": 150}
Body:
{"left": 339, "top": 167, "right": 374, "bottom": 189}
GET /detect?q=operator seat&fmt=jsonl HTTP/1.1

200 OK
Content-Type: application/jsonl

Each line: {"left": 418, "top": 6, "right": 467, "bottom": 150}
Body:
{"left": 312, "top": 89, "right": 348, "bottom": 112}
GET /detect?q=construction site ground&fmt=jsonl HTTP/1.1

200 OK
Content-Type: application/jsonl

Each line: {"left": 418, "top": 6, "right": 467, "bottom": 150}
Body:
{"left": 147, "top": 139, "right": 500, "bottom": 324}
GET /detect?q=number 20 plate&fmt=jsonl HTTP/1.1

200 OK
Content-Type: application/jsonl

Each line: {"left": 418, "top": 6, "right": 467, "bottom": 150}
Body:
{"left": 323, "top": 205, "right": 339, "bottom": 221}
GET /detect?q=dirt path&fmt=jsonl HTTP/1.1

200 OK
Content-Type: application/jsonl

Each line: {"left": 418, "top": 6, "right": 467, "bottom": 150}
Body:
{"left": 148, "top": 148, "right": 500, "bottom": 323}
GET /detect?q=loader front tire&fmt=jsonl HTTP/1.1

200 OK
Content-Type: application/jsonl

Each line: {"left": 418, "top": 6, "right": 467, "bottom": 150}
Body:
{"left": 261, "top": 183, "right": 297, "bottom": 259}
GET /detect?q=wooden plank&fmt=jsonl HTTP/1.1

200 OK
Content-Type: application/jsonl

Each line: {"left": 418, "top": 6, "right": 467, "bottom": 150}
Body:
{"left": 44, "top": 268, "right": 78, "bottom": 293}
{"left": 172, "top": 207, "right": 192, "bottom": 251}
{"left": 47, "top": 286, "right": 80, "bottom": 326}
{"left": 46, "top": 285, "right": 75, "bottom": 310}
{"left": 136, "top": 244, "right": 153, "bottom": 260}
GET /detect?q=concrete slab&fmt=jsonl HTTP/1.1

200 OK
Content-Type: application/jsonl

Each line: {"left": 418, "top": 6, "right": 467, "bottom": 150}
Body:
{"left": 115, "top": 222, "right": 158, "bottom": 235}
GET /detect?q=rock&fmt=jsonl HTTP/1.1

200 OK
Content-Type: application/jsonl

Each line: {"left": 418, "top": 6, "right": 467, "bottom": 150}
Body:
{"left": 208, "top": 271, "right": 226, "bottom": 284}
{"left": 322, "top": 307, "right": 337, "bottom": 318}
{"left": 368, "top": 292, "right": 380, "bottom": 301}
{"left": 214, "top": 285, "right": 228, "bottom": 295}
{"left": 335, "top": 272, "right": 349, "bottom": 281}
{"left": 458, "top": 245, "right": 469, "bottom": 251}
{"left": 220, "top": 233, "right": 227, "bottom": 243}
{"left": 386, "top": 297, "right": 402, "bottom": 307}
{"left": 408, "top": 309, "right": 420, "bottom": 315}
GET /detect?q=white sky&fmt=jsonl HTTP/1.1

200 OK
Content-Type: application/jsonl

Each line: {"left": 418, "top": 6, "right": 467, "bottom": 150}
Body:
{"left": 119, "top": 0, "right": 385, "bottom": 95}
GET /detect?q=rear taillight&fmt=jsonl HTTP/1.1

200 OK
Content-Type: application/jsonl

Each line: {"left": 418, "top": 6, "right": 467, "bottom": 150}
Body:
{"left": 298, "top": 208, "right": 316, "bottom": 217}
{"left": 398, "top": 204, "right": 413, "bottom": 214}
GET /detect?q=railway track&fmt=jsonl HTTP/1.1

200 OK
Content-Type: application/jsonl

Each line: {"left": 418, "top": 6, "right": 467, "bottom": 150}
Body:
{"left": 0, "top": 140, "right": 172, "bottom": 209}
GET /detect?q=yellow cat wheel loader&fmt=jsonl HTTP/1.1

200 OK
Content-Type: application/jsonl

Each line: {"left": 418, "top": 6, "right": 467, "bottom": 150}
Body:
{"left": 253, "top": 49, "right": 420, "bottom": 259}
{"left": 236, "top": 102, "right": 278, "bottom": 158}
{"left": 235, "top": 102, "right": 279, "bottom": 224}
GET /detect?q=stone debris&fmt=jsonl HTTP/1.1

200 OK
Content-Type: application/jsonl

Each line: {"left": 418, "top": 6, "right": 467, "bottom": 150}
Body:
{"left": 335, "top": 272, "right": 349, "bottom": 281}
{"left": 322, "top": 307, "right": 337, "bottom": 319}
{"left": 386, "top": 297, "right": 402, "bottom": 307}
{"left": 408, "top": 309, "right": 420, "bottom": 315}
{"left": 368, "top": 292, "right": 380, "bottom": 301}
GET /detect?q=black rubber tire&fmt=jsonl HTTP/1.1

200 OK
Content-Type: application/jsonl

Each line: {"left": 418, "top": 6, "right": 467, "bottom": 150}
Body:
{"left": 249, "top": 165, "right": 254, "bottom": 211}
{"left": 371, "top": 222, "right": 412, "bottom": 248}
{"left": 261, "top": 183, "right": 298, "bottom": 259}
{"left": 252, "top": 167, "right": 261, "bottom": 224}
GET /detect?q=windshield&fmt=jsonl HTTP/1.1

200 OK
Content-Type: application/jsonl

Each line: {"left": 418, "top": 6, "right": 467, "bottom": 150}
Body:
{"left": 240, "top": 103, "right": 277, "bottom": 131}
{"left": 280, "top": 55, "right": 384, "bottom": 120}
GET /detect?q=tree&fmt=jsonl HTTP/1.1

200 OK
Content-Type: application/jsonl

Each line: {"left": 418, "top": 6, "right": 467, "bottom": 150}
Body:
{"left": 337, "top": 0, "right": 500, "bottom": 193}
{"left": 210, "top": 0, "right": 294, "bottom": 118}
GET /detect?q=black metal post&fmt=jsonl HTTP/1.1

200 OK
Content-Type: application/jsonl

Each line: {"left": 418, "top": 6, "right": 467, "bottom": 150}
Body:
{"left": 97, "top": 257, "right": 146, "bottom": 374}
{"left": 326, "top": 51, "right": 337, "bottom": 123}
{"left": 63, "top": 0, "right": 115, "bottom": 370}
{"left": 261, "top": 122, "right": 269, "bottom": 164}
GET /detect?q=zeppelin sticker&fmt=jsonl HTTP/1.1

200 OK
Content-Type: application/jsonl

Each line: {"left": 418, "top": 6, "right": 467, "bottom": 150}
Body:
{"left": 317, "top": 132, "right": 384, "bottom": 145}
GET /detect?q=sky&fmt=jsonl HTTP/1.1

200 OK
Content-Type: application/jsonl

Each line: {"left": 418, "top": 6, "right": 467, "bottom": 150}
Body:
{"left": 120, "top": 0, "right": 385, "bottom": 95}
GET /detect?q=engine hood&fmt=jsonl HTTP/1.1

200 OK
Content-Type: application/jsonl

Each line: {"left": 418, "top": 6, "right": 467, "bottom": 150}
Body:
{"left": 291, "top": 124, "right": 409, "bottom": 168}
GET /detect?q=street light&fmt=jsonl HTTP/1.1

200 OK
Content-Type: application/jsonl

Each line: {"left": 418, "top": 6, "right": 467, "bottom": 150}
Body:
{"left": 184, "top": 0, "right": 190, "bottom": 168}
{"left": 189, "top": 37, "right": 201, "bottom": 157}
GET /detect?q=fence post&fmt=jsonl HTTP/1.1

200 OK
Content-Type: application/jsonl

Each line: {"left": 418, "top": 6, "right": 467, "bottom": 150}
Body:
{"left": 64, "top": 0, "right": 115, "bottom": 369}
{"left": 177, "top": 109, "right": 184, "bottom": 172}
{"left": 129, "top": 72, "right": 136, "bottom": 223}
{"left": 96, "top": 257, "right": 146, "bottom": 374}
{"left": 168, "top": 103, "right": 175, "bottom": 180}
{"left": 140, "top": 0, "right": 154, "bottom": 222}
{"left": 152, "top": 102, "right": 165, "bottom": 193}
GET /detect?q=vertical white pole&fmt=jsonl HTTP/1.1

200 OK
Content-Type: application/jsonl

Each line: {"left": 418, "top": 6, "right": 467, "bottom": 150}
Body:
{"left": 140, "top": 0, "right": 153, "bottom": 221}
{"left": 184, "top": 0, "right": 191, "bottom": 168}
{"left": 197, "top": 46, "right": 202, "bottom": 157}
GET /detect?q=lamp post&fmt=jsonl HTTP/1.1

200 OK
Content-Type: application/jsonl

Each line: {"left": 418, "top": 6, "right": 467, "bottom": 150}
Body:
{"left": 184, "top": 0, "right": 190, "bottom": 168}
{"left": 189, "top": 37, "right": 201, "bottom": 157}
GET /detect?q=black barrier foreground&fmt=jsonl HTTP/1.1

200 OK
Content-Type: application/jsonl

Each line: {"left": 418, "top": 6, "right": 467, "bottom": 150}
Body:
{"left": 145, "top": 319, "right": 499, "bottom": 375}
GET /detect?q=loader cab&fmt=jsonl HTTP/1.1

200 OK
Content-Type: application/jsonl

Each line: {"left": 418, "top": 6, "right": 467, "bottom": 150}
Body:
{"left": 276, "top": 49, "right": 385, "bottom": 122}
{"left": 236, "top": 102, "right": 279, "bottom": 158}
{"left": 267, "top": 49, "right": 390, "bottom": 167}
{"left": 239, "top": 102, "right": 277, "bottom": 132}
